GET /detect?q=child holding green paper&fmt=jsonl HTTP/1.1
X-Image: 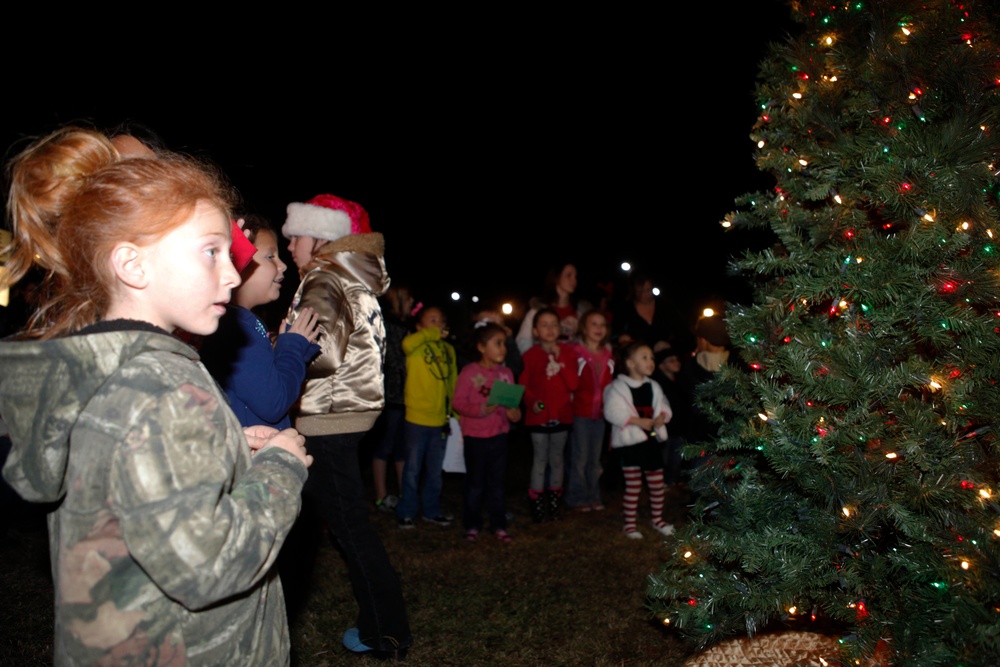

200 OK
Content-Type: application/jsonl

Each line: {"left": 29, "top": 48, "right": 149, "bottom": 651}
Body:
{"left": 452, "top": 321, "right": 522, "bottom": 543}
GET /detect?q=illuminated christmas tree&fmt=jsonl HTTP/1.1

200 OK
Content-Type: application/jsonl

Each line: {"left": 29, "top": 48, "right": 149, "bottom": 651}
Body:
{"left": 647, "top": 1, "right": 1000, "bottom": 664}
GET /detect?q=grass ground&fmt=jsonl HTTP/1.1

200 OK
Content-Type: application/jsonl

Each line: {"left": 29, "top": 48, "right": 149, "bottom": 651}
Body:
{"left": 0, "top": 426, "right": 698, "bottom": 666}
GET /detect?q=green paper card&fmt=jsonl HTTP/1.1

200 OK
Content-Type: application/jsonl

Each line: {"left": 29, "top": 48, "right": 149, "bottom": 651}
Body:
{"left": 487, "top": 380, "right": 525, "bottom": 408}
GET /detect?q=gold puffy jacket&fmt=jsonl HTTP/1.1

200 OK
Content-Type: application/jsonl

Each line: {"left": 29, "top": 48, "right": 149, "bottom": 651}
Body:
{"left": 286, "top": 232, "right": 391, "bottom": 436}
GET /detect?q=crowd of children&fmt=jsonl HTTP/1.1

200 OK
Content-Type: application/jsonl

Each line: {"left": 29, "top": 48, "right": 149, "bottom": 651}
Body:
{"left": 373, "top": 289, "right": 693, "bottom": 542}
{"left": 0, "top": 122, "right": 711, "bottom": 664}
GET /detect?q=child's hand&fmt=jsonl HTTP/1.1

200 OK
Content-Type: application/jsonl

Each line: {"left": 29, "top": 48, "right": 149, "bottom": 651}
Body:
{"left": 285, "top": 307, "right": 320, "bottom": 343}
{"left": 263, "top": 428, "right": 313, "bottom": 467}
{"left": 483, "top": 404, "right": 499, "bottom": 415}
{"left": 235, "top": 217, "right": 252, "bottom": 240}
{"left": 629, "top": 417, "right": 655, "bottom": 431}
{"left": 506, "top": 407, "right": 522, "bottom": 422}
{"left": 244, "top": 424, "right": 279, "bottom": 453}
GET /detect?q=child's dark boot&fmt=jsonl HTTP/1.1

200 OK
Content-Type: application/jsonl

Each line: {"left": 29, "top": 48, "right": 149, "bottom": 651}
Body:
{"left": 546, "top": 488, "right": 563, "bottom": 521}
{"left": 529, "top": 490, "right": 547, "bottom": 523}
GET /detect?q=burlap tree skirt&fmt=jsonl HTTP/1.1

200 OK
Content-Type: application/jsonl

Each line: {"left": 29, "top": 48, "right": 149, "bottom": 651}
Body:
{"left": 683, "top": 631, "right": 844, "bottom": 667}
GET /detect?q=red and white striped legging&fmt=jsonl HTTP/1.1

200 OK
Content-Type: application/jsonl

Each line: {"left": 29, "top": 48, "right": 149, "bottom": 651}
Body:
{"left": 622, "top": 466, "right": 666, "bottom": 532}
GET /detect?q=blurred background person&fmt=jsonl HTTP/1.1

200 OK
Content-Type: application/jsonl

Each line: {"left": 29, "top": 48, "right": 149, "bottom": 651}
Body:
{"left": 369, "top": 283, "right": 414, "bottom": 513}
{"left": 612, "top": 270, "right": 683, "bottom": 350}
{"left": 515, "top": 261, "right": 590, "bottom": 354}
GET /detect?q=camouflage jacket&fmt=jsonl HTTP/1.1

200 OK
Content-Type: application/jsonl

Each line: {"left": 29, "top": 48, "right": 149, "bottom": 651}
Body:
{"left": 0, "top": 321, "right": 307, "bottom": 666}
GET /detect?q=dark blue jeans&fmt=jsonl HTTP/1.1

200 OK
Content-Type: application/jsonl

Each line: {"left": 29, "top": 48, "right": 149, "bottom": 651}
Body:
{"left": 397, "top": 421, "right": 447, "bottom": 520}
{"left": 462, "top": 433, "right": 508, "bottom": 531}
{"left": 301, "top": 431, "right": 412, "bottom": 653}
{"left": 663, "top": 435, "right": 686, "bottom": 484}
{"left": 566, "top": 416, "right": 606, "bottom": 507}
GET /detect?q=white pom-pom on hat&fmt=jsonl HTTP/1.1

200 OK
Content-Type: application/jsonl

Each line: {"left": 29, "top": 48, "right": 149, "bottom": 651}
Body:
{"left": 282, "top": 193, "right": 372, "bottom": 242}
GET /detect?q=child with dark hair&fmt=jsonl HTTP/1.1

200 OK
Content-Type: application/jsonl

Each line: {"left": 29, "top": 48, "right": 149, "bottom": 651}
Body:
{"left": 200, "top": 213, "right": 320, "bottom": 429}
{"left": 683, "top": 311, "right": 737, "bottom": 473}
{"left": 519, "top": 307, "right": 580, "bottom": 522}
{"left": 652, "top": 341, "right": 693, "bottom": 485}
{"left": 465, "top": 307, "right": 523, "bottom": 380}
{"left": 371, "top": 283, "right": 414, "bottom": 512}
{"left": 452, "top": 321, "right": 522, "bottom": 543}
{"left": 603, "top": 340, "right": 674, "bottom": 540}
{"left": 397, "top": 304, "right": 457, "bottom": 529}
{"left": 566, "top": 308, "right": 615, "bottom": 512}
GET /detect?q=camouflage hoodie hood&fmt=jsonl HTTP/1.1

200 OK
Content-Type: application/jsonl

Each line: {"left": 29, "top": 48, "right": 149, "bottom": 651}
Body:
{"left": 0, "top": 320, "right": 305, "bottom": 665}
{"left": 0, "top": 321, "right": 197, "bottom": 502}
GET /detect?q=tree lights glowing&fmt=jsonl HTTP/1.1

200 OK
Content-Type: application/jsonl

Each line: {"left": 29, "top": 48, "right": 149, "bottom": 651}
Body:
{"left": 647, "top": 1, "right": 1000, "bottom": 664}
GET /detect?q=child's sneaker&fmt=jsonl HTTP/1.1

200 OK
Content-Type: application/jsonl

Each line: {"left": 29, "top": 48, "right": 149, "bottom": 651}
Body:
{"left": 422, "top": 515, "right": 452, "bottom": 527}
{"left": 342, "top": 627, "right": 373, "bottom": 653}
{"left": 652, "top": 521, "right": 675, "bottom": 537}
{"left": 375, "top": 495, "right": 398, "bottom": 513}
{"left": 398, "top": 517, "right": 416, "bottom": 529}
{"left": 465, "top": 528, "right": 479, "bottom": 543}
{"left": 494, "top": 529, "right": 512, "bottom": 543}
{"left": 624, "top": 527, "right": 644, "bottom": 540}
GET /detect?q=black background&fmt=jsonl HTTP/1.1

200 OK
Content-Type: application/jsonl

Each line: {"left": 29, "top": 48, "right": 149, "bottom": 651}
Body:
{"left": 2, "top": 4, "right": 795, "bottom": 334}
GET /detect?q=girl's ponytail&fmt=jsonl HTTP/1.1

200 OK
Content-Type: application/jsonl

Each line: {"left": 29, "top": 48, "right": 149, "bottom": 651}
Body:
{"left": 4, "top": 127, "right": 116, "bottom": 288}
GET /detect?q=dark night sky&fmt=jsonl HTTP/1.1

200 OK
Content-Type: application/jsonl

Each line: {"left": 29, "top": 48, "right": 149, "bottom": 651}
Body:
{"left": 2, "top": 3, "right": 796, "bottom": 334}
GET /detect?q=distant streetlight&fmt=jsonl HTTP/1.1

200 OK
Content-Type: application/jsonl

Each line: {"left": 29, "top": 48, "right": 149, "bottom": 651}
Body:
{"left": 450, "top": 291, "right": 461, "bottom": 301}
{"left": 652, "top": 286, "right": 660, "bottom": 297}
{"left": 501, "top": 303, "right": 513, "bottom": 316}
{"left": 620, "top": 262, "right": 631, "bottom": 272}
{"left": 471, "top": 295, "right": 479, "bottom": 303}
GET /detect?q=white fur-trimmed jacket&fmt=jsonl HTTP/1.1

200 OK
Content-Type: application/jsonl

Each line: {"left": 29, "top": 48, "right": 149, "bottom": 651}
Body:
{"left": 602, "top": 374, "right": 673, "bottom": 448}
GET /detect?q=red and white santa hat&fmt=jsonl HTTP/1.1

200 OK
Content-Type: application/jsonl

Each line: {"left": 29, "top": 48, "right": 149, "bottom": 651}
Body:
{"left": 282, "top": 193, "right": 372, "bottom": 242}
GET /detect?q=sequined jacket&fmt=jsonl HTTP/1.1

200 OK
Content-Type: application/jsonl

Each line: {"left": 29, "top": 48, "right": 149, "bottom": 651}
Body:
{"left": 286, "top": 232, "right": 391, "bottom": 436}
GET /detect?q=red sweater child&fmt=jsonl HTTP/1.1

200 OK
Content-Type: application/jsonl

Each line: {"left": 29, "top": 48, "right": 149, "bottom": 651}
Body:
{"left": 570, "top": 342, "right": 614, "bottom": 420}
{"left": 519, "top": 342, "right": 580, "bottom": 427}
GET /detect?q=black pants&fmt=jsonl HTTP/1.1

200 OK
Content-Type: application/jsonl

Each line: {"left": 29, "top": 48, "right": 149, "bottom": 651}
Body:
{"left": 462, "top": 433, "right": 508, "bottom": 532}
{"left": 288, "top": 430, "right": 412, "bottom": 653}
